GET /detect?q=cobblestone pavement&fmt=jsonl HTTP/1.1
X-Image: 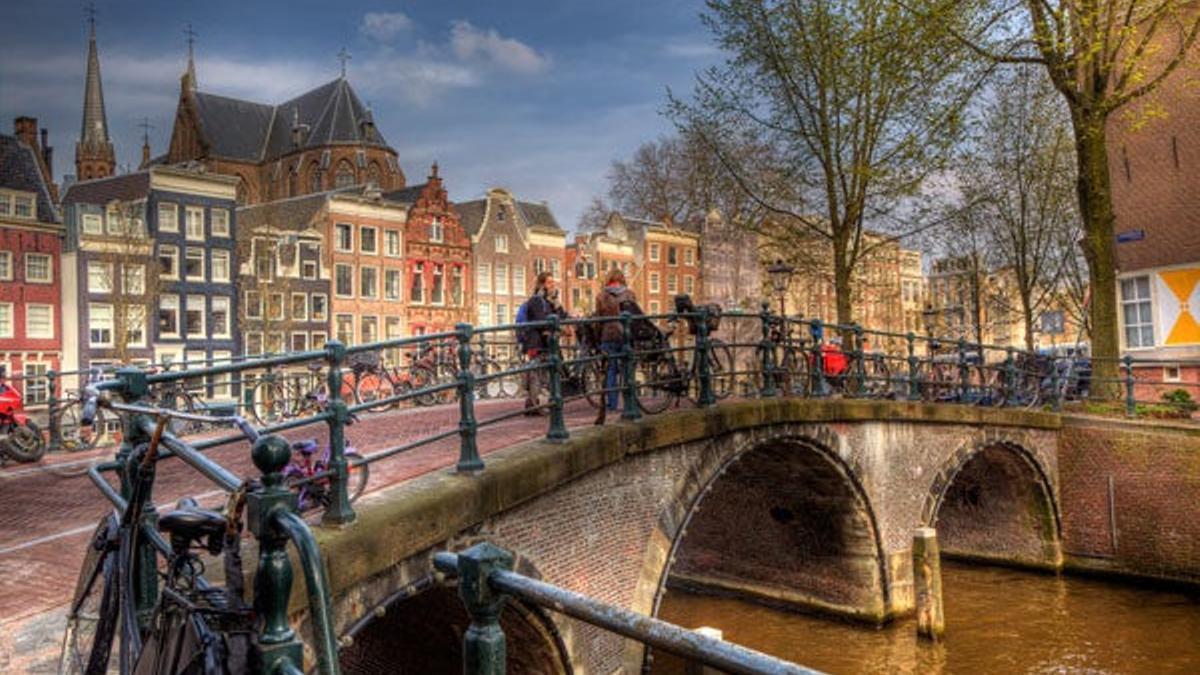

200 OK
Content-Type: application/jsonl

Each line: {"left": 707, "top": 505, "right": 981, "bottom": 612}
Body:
{"left": 0, "top": 396, "right": 614, "bottom": 635}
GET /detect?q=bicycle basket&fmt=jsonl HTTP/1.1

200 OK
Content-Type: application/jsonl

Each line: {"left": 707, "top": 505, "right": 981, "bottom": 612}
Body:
{"left": 685, "top": 304, "right": 723, "bottom": 335}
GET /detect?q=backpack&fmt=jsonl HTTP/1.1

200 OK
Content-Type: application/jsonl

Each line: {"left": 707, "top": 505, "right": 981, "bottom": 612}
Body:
{"left": 515, "top": 299, "right": 537, "bottom": 349}
{"left": 619, "top": 299, "right": 660, "bottom": 343}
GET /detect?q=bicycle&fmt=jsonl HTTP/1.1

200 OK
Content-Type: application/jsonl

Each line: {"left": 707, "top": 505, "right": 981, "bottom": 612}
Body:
{"left": 758, "top": 315, "right": 811, "bottom": 396}
{"left": 285, "top": 438, "right": 369, "bottom": 511}
{"left": 660, "top": 312, "right": 735, "bottom": 404}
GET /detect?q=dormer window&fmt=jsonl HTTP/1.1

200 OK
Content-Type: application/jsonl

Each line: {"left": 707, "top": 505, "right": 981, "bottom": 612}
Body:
{"left": 430, "top": 217, "right": 444, "bottom": 243}
{"left": 497, "top": 205, "right": 507, "bottom": 222}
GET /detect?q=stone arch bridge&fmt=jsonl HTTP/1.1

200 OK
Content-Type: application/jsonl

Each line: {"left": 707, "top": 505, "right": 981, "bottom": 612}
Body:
{"left": 299, "top": 399, "right": 1062, "bottom": 673}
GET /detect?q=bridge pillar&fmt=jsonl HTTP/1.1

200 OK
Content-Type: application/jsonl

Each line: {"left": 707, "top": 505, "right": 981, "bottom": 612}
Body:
{"left": 912, "top": 528, "right": 945, "bottom": 641}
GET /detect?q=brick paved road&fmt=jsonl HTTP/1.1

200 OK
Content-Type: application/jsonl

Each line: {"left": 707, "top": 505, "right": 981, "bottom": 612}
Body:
{"left": 0, "top": 397, "right": 614, "bottom": 628}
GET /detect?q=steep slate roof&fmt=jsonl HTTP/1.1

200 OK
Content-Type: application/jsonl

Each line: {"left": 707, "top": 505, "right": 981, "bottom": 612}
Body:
{"left": 238, "top": 191, "right": 328, "bottom": 232}
{"left": 455, "top": 197, "right": 564, "bottom": 238}
{"left": 61, "top": 171, "right": 151, "bottom": 206}
{"left": 191, "top": 77, "right": 390, "bottom": 163}
{"left": 455, "top": 199, "right": 488, "bottom": 236}
{"left": 0, "top": 134, "right": 61, "bottom": 223}
{"left": 382, "top": 182, "right": 427, "bottom": 205}
{"left": 517, "top": 201, "right": 564, "bottom": 233}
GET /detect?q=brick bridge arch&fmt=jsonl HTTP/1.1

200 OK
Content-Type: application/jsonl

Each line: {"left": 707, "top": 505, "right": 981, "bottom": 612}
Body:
{"left": 303, "top": 400, "right": 1061, "bottom": 674}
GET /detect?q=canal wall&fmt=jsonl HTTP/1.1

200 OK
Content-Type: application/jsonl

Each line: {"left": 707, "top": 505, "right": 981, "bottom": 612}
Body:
{"left": 1058, "top": 415, "right": 1200, "bottom": 586}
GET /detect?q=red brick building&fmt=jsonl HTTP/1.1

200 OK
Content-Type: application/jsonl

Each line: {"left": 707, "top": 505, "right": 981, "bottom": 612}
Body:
{"left": 0, "top": 128, "right": 63, "bottom": 405}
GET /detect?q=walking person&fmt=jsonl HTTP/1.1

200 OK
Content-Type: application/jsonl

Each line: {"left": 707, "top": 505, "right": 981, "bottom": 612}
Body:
{"left": 520, "top": 272, "right": 565, "bottom": 415}
{"left": 593, "top": 269, "right": 640, "bottom": 412}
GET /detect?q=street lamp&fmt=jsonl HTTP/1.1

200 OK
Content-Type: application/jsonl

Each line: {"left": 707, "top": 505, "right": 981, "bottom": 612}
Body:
{"left": 767, "top": 259, "right": 795, "bottom": 316}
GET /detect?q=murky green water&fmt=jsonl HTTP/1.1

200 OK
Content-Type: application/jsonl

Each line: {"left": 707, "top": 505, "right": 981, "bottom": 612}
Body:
{"left": 651, "top": 563, "right": 1200, "bottom": 674}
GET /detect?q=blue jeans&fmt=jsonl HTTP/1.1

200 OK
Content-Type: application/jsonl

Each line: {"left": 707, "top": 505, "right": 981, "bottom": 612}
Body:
{"left": 601, "top": 341, "right": 623, "bottom": 411}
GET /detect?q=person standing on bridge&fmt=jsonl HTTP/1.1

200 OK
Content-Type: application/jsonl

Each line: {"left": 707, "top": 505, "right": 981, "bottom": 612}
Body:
{"left": 521, "top": 272, "right": 566, "bottom": 415}
{"left": 594, "top": 269, "right": 640, "bottom": 412}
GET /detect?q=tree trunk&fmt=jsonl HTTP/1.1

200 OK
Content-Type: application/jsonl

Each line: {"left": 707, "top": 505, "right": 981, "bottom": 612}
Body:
{"left": 833, "top": 239, "right": 854, "bottom": 327}
{"left": 1072, "top": 112, "right": 1121, "bottom": 399}
{"left": 1021, "top": 288, "right": 1036, "bottom": 353}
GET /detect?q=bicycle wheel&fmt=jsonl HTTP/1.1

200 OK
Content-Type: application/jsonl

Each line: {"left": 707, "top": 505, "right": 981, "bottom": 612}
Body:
{"left": 636, "top": 356, "right": 682, "bottom": 415}
{"left": 707, "top": 339, "right": 736, "bottom": 399}
{"left": 252, "top": 381, "right": 286, "bottom": 425}
{"left": 582, "top": 358, "right": 607, "bottom": 411}
{"left": 2, "top": 419, "right": 46, "bottom": 462}
{"left": 57, "top": 401, "right": 110, "bottom": 453}
{"left": 59, "top": 515, "right": 119, "bottom": 675}
{"left": 354, "top": 370, "right": 396, "bottom": 413}
{"left": 160, "top": 390, "right": 200, "bottom": 436}
{"left": 408, "top": 365, "right": 439, "bottom": 406}
{"left": 777, "top": 346, "right": 811, "bottom": 397}
{"left": 346, "top": 451, "right": 369, "bottom": 502}
{"left": 847, "top": 355, "right": 893, "bottom": 398}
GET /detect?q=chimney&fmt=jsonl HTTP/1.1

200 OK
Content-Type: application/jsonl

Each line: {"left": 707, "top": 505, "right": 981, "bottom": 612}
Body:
{"left": 40, "top": 128, "right": 54, "bottom": 181}
{"left": 14, "top": 117, "right": 38, "bottom": 150}
{"left": 14, "top": 117, "right": 57, "bottom": 200}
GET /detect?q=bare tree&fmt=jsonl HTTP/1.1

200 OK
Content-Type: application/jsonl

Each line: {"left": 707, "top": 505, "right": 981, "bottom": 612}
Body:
{"left": 92, "top": 200, "right": 159, "bottom": 365}
{"left": 236, "top": 202, "right": 297, "bottom": 355}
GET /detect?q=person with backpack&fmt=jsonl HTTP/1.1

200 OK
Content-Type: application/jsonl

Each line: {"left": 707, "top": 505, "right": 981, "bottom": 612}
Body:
{"left": 593, "top": 268, "right": 641, "bottom": 412}
{"left": 519, "top": 271, "right": 565, "bottom": 414}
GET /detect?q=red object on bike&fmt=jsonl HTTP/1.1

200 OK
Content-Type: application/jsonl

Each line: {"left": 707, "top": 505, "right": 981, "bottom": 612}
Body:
{"left": 0, "top": 380, "right": 32, "bottom": 426}
{"left": 820, "top": 343, "right": 849, "bottom": 377}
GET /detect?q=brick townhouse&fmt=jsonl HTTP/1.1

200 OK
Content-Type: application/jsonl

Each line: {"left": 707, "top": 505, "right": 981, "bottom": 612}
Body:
{"left": 565, "top": 215, "right": 637, "bottom": 316}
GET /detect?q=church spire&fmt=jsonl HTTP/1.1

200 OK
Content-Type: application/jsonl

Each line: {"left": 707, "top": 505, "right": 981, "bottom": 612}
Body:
{"left": 76, "top": 2, "right": 115, "bottom": 180}
{"left": 183, "top": 23, "right": 198, "bottom": 91}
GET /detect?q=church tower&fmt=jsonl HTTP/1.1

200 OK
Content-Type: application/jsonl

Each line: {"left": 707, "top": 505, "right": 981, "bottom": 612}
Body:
{"left": 75, "top": 13, "right": 115, "bottom": 180}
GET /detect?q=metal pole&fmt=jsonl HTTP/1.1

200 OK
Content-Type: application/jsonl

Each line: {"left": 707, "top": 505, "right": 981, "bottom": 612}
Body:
{"left": 758, "top": 302, "right": 778, "bottom": 398}
{"left": 620, "top": 312, "right": 641, "bottom": 421}
{"left": 322, "top": 340, "right": 356, "bottom": 526}
{"left": 810, "top": 319, "right": 831, "bottom": 398}
{"left": 456, "top": 543, "right": 513, "bottom": 675}
{"left": 1124, "top": 355, "right": 1136, "bottom": 417}
{"left": 906, "top": 333, "right": 920, "bottom": 401}
{"left": 695, "top": 307, "right": 716, "bottom": 407}
{"left": 852, "top": 324, "right": 866, "bottom": 396}
{"left": 455, "top": 324, "right": 485, "bottom": 472}
{"left": 957, "top": 338, "right": 969, "bottom": 403}
{"left": 1049, "top": 353, "right": 1062, "bottom": 412}
{"left": 1004, "top": 347, "right": 1016, "bottom": 407}
{"left": 546, "top": 315, "right": 569, "bottom": 441}
{"left": 115, "top": 367, "right": 160, "bottom": 633}
{"left": 46, "top": 369, "right": 61, "bottom": 451}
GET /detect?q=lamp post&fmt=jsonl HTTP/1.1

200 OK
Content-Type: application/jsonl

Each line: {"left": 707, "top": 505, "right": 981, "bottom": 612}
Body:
{"left": 767, "top": 259, "right": 795, "bottom": 318}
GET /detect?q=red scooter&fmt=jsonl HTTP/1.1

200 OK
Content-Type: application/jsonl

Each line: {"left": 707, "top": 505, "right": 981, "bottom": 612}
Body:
{"left": 0, "top": 370, "right": 46, "bottom": 463}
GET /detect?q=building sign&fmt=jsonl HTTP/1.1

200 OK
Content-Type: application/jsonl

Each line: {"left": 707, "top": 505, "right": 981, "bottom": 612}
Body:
{"left": 1116, "top": 230, "right": 1146, "bottom": 243}
{"left": 1156, "top": 267, "right": 1200, "bottom": 345}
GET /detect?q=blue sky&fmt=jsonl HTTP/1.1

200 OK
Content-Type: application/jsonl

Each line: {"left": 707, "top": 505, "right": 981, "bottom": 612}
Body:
{"left": 0, "top": 1, "right": 723, "bottom": 229}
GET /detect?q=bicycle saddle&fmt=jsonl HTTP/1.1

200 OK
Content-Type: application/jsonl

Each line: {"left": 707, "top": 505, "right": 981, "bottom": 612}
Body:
{"left": 292, "top": 439, "right": 319, "bottom": 454}
{"left": 159, "top": 508, "right": 227, "bottom": 555}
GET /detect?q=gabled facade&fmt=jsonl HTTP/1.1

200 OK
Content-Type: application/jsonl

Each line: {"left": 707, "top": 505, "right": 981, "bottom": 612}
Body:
{"left": 565, "top": 217, "right": 637, "bottom": 316}
{"left": 612, "top": 213, "right": 702, "bottom": 317}
{"left": 0, "top": 131, "right": 63, "bottom": 406}
{"left": 62, "top": 167, "right": 240, "bottom": 395}
{"left": 385, "top": 165, "right": 471, "bottom": 335}
{"left": 325, "top": 189, "right": 408, "bottom": 347}
{"left": 457, "top": 188, "right": 566, "bottom": 335}
{"left": 697, "top": 209, "right": 761, "bottom": 311}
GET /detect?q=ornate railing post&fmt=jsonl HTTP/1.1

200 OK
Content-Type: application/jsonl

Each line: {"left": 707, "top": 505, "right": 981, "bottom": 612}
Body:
{"left": 810, "top": 319, "right": 831, "bottom": 398}
{"left": 906, "top": 333, "right": 921, "bottom": 401}
{"left": 546, "top": 315, "right": 569, "bottom": 441}
{"left": 1048, "top": 354, "right": 1062, "bottom": 412}
{"left": 46, "top": 369, "right": 60, "bottom": 451}
{"left": 956, "top": 338, "right": 969, "bottom": 402}
{"left": 454, "top": 323, "right": 484, "bottom": 472}
{"left": 1003, "top": 348, "right": 1016, "bottom": 407}
{"left": 113, "top": 367, "right": 159, "bottom": 631}
{"left": 1124, "top": 355, "right": 1136, "bottom": 417}
{"left": 456, "top": 542, "right": 514, "bottom": 675}
{"left": 322, "top": 340, "right": 356, "bottom": 526}
{"left": 620, "top": 312, "right": 642, "bottom": 420}
{"left": 247, "top": 434, "right": 306, "bottom": 674}
{"left": 758, "top": 303, "right": 778, "bottom": 398}
{"left": 852, "top": 324, "right": 866, "bottom": 396}
{"left": 694, "top": 306, "right": 716, "bottom": 407}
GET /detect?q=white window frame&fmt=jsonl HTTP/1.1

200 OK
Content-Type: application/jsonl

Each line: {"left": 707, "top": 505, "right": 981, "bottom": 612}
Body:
{"left": 88, "top": 261, "right": 114, "bottom": 294}
{"left": 360, "top": 315, "right": 379, "bottom": 344}
{"left": 290, "top": 332, "right": 309, "bottom": 352}
{"left": 124, "top": 305, "right": 147, "bottom": 348}
{"left": 494, "top": 263, "right": 508, "bottom": 295}
{"left": 211, "top": 297, "right": 232, "bottom": 339}
{"left": 89, "top": 303, "right": 114, "bottom": 347}
{"left": 335, "top": 223, "right": 354, "bottom": 252}
{"left": 23, "top": 362, "right": 49, "bottom": 404}
{"left": 310, "top": 293, "right": 329, "bottom": 322}
{"left": 360, "top": 266, "right": 379, "bottom": 300}
{"left": 513, "top": 265, "right": 526, "bottom": 296}
{"left": 335, "top": 263, "right": 355, "bottom": 298}
{"left": 1164, "top": 365, "right": 1182, "bottom": 383}
{"left": 185, "top": 295, "right": 206, "bottom": 338}
{"left": 267, "top": 293, "right": 285, "bottom": 321}
{"left": 25, "top": 304, "right": 53, "bottom": 339}
{"left": 291, "top": 292, "right": 309, "bottom": 321}
{"left": 1119, "top": 275, "right": 1155, "bottom": 350}
{"left": 649, "top": 243, "right": 660, "bottom": 262}
{"left": 477, "top": 263, "right": 491, "bottom": 294}
{"left": 185, "top": 206, "right": 205, "bottom": 240}
{"left": 158, "top": 203, "right": 178, "bottom": 233}
{"left": 385, "top": 230, "right": 401, "bottom": 257}
{"left": 211, "top": 250, "right": 231, "bottom": 283}
{"left": 649, "top": 272, "right": 660, "bottom": 294}
{"left": 311, "top": 331, "right": 328, "bottom": 349}
{"left": 244, "top": 291, "right": 263, "bottom": 319}
{"left": 185, "top": 247, "right": 206, "bottom": 281}
{"left": 211, "top": 209, "right": 230, "bottom": 237}
{"left": 385, "top": 268, "right": 402, "bottom": 301}
{"left": 25, "top": 253, "right": 52, "bottom": 283}
{"left": 0, "top": 251, "right": 12, "bottom": 280}
{"left": 211, "top": 350, "right": 233, "bottom": 397}
{"left": 335, "top": 314, "right": 355, "bottom": 344}
{"left": 244, "top": 331, "right": 264, "bottom": 355}
{"left": 495, "top": 235, "right": 508, "bottom": 253}
{"left": 159, "top": 245, "right": 179, "bottom": 280}
{"left": 0, "top": 302, "right": 11, "bottom": 338}
{"left": 429, "top": 218, "right": 444, "bottom": 243}
{"left": 684, "top": 247, "right": 695, "bottom": 265}
{"left": 82, "top": 213, "right": 103, "bottom": 235}
{"left": 478, "top": 302, "right": 491, "bottom": 327}
{"left": 360, "top": 226, "right": 377, "bottom": 254}
{"left": 159, "top": 295, "right": 181, "bottom": 338}
{"left": 123, "top": 264, "right": 146, "bottom": 295}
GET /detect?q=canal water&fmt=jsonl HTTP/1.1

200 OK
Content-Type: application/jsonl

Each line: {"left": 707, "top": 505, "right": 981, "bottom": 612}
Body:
{"left": 651, "top": 562, "right": 1200, "bottom": 674}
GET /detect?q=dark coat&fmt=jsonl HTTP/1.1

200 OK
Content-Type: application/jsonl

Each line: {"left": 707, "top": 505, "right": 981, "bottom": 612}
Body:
{"left": 523, "top": 292, "right": 565, "bottom": 352}
{"left": 594, "top": 284, "right": 639, "bottom": 344}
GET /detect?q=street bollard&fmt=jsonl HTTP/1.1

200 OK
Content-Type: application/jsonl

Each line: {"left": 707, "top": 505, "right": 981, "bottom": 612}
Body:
{"left": 620, "top": 312, "right": 641, "bottom": 421}
{"left": 758, "top": 302, "right": 778, "bottom": 398}
{"left": 546, "top": 315, "right": 569, "bottom": 441}
{"left": 906, "top": 333, "right": 921, "bottom": 401}
{"left": 322, "top": 340, "right": 356, "bottom": 526}
{"left": 695, "top": 307, "right": 716, "bottom": 407}
{"left": 247, "top": 434, "right": 306, "bottom": 673}
{"left": 454, "top": 324, "right": 485, "bottom": 472}
{"left": 456, "top": 543, "right": 514, "bottom": 675}
{"left": 912, "top": 527, "right": 945, "bottom": 641}
{"left": 1124, "top": 355, "right": 1136, "bottom": 417}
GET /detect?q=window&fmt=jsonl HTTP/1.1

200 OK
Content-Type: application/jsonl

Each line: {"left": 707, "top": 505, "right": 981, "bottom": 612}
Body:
{"left": 1164, "top": 365, "right": 1182, "bottom": 383}
{"left": 335, "top": 223, "right": 353, "bottom": 252}
{"left": 211, "top": 209, "right": 230, "bottom": 237}
{"left": 429, "top": 217, "right": 444, "bottom": 243}
{"left": 291, "top": 332, "right": 309, "bottom": 352}
{"left": 82, "top": 213, "right": 103, "bottom": 235}
{"left": 0, "top": 251, "right": 12, "bottom": 280}
{"left": 385, "top": 317, "right": 402, "bottom": 341}
{"left": 25, "top": 253, "right": 51, "bottom": 283}
{"left": 477, "top": 263, "right": 491, "bottom": 293}
{"left": 89, "top": 304, "right": 113, "bottom": 346}
{"left": 185, "top": 248, "right": 205, "bottom": 281}
{"left": 158, "top": 203, "right": 178, "bottom": 232}
{"left": 185, "top": 296, "right": 205, "bottom": 337}
{"left": 335, "top": 264, "right": 354, "bottom": 297}
{"left": 478, "top": 302, "right": 491, "bottom": 326}
{"left": 360, "top": 267, "right": 378, "bottom": 299}
{"left": 0, "top": 303, "right": 10, "bottom": 337}
{"left": 534, "top": 258, "right": 546, "bottom": 274}
{"left": 291, "top": 293, "right": 308, "bottom": 321}
{"left": 26, "top": 304, "right": 52, "bottom": 339}
{"left": 88, "top": 261, "right": 113, "bottom": 293}
{"left": 244, "top": 291, "right": 263, "bottom": 319}
{"left": 385, "top": 269, "right": 401, "bottom": 301}
{"left": 497, "top": 205, "right": 507, "bottom": 221}
{"left": 335, "top": 163, "right": 356, "bottom": 189}
{"left": 495, "top": 263, "right": 508, "bottom": 294}
{"left": 124, "top": 306, "right": 146, "bottom": 347}
{"left": 245, "top": 332, "right": 264, "bottom": 355}
{"left": 267, "top": 293, "right": 284, "bottom": 321}
{"left": 211, "top": 297, "right": 231, "bottom": 338}
{"left": 684, "top": 248, "right": 694, "bottom": 265}
{"left": 185, "top": 206, "right": 204, "bottom": 240}
{"left": 311, "top": 294, "right": 328, "bottom": 322}
{"left": 649, "top": 243, "right": 660, "bottom": 262}
{"left": 105, "top": 205, "right": 124, "bottom": 235}
{"left": 667, "top": 274, "right": 678, "bottom": 294}
{"left": 159, "top": 245, "right": 179, "bottom": 279}
{"left": 649, "top": 272, "right": 660, "bottom": 294}
{"left": 684, "top": 275, "right": 694, "bottom": 294}
{"left": 513, "top": 265, "right": 526, "bottom": 296}
{"left": 23, "top": 363, "right": 49, "bottom": 404}
{"left": 649, "top": 300, "right": 661, "bottom": 314}
{"left": 302, "top": 260, "right": 318, "bottom": 280}
{"left": 411, "top": 262, "right": 425, "bottom": 303}
{"left": 450, "top": 266, "right": 463, "bottom": 305}
{"left": 1120, "top": 277, "right": 1154, "bottom": 348}
{"left": 385, "top": 230, "right": 401, "bottom": 256}
{"left": 159, "top": 295, "right": 180, "bottom": 336}
{"left": 361, "top": 226, "right": 377, "bottom": 254}
{"left": 495, "top": 303, "right": 508, "bottom": 326}
{"left": 668, "top": 247, "right": 678, "bottom": 266}
{"left": 336, "top": 314, "right": 354, "bottom": 344}
{"left": 211, "top": 250, "right": 230, "bottom": 283}
{"left": 12, "top": 194, "right": 34, "bottom": 219}
{"left": 211, "top": 350, "right": 232, "bottom": 397}
{"left": 495, "top": 235, "right": 508, "bottom": 253}
{"left": 361, "top": 316, "right": 379, "bottom": 343}
{"left": 266, "top": 333, "right": 285, "bottom": 354}
{"left": 431, "top": 264, "right": 444, "bottom": 304}
{"left": 123, "top": 265, "right": 145, "bottom": 294}
{"left": 551, "top": 259, "right": 561, "bottom": 279}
